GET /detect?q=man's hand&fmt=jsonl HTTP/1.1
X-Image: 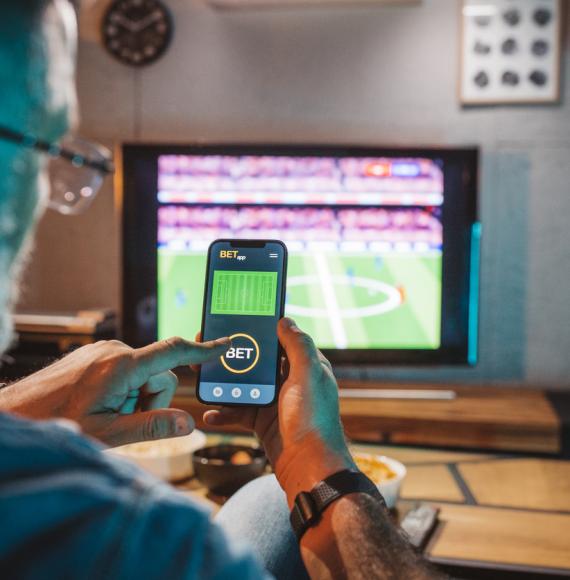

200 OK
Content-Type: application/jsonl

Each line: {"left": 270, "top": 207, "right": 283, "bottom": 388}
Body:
{"left": 203, "top": 318, "right": 355, "bottom": 505}
{"left": 0, "top": 336, "right": 230, "bottom": 447}
{"left": 206, "top": 322, "right": 441, "bottom": 579}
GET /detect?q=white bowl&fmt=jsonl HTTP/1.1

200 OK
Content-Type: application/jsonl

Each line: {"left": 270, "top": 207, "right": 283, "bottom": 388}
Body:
{"left": 106, "top": 430, "right": 207, "bottom": 482}
{"left": 353, "top": 453, "right": 407, "bottom": 509}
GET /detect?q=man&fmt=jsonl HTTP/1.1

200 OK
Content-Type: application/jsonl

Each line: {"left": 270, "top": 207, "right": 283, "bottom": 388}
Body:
{"left": 0, "top": 1, "right": 438, "bottom": 578}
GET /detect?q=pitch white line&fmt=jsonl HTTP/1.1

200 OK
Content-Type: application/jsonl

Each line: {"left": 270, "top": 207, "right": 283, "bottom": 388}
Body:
{"left": 286, "top": 275, "right": 402, "bottom": 319}
{"left": 314, "top": 253, "right": 348, "bottom": 348}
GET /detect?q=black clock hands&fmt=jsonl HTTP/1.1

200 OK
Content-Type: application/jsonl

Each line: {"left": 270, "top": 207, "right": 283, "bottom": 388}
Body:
{"left": 102, "top": 0, "right": 173, "bottom": 67}
{"left": 131, "top": 11, "right": 165, "bottom": 33}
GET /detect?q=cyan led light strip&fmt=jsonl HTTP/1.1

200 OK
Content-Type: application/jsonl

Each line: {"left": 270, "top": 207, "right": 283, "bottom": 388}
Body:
{"left": 468, "top": 222, "right": 482, "bottom": 365}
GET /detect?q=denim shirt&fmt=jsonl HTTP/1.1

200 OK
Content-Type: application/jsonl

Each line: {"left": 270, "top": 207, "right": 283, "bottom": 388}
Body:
{"left": 0, "top": 412, "right": 267, "bottom": 579}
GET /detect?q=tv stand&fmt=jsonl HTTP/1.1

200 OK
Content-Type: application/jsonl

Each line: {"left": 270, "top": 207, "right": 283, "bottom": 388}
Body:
{"left": 174, "top": 378, "right": 565, "bottom": 456}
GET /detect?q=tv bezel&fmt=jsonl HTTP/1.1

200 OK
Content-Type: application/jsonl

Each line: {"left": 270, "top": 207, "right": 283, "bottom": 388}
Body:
{"left": 121, "top": 143, "right": 478, "bottom": 366}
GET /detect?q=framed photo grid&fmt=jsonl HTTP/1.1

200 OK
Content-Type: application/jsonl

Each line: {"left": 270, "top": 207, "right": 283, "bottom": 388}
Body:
{"left": 460, "top": 0, "right": 562, "bottom": 104}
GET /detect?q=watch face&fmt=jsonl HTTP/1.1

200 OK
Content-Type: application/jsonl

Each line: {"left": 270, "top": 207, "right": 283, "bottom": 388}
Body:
{"left": 102, "top": 0, "right": 173, "bottom": 67}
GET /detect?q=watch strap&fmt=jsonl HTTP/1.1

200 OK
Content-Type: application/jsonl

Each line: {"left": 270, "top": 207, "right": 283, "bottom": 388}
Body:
{"left": 290, "top": 469, "right": 386, "bottom": 541}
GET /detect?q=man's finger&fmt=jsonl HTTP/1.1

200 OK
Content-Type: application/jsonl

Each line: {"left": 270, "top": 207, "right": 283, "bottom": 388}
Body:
{"left": 280, "top": 355, "right": 290, "bottom": 381}
{"left": 133, "top": 336, "right": 230, "bottom": 378}
{"left": 277, "top": 318, "right": 318, "bottom": 369}
{"left": 141, "top": 370, "right": 179, "bottom": 410}
{"left": 144, "top": 370, "right": 179, "bottom": 394}
{"left": 110, "top": 408, "right": 194, "bottom": 445}
{"left": 317, "top": 350, "right": 333, "bottom": 372}
{"left": 119, "top": 394, "right": 139, "bottom": 415}
{"left": 190, "top": 332, "right": 202, "bottom": 373}
{"left": 203, "top": 408, "right": 255, "bottom": 430}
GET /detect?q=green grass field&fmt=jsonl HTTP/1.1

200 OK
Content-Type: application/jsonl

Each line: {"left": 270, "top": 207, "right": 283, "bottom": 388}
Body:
{"left": 158, "top": 250, "right": 442, "bottom": 349}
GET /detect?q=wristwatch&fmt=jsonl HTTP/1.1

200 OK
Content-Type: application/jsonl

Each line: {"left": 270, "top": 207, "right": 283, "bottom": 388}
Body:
{"left": 290, "top": 469, "right": 386, "bottom": 541}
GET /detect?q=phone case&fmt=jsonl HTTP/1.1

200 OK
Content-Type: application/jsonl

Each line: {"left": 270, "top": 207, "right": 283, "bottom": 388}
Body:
{"left": 196, "top": 239, "right": 288, "bottom": 407}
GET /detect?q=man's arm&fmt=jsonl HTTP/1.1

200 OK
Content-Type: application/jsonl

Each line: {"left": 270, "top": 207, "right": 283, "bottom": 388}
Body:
{"left": 0, "top": 336, "right": 230, "bottom": 446}
{"left": 302, "top": 494, "right": 437, "bottom": 580}
{"left": 203, "top": 319, "right": 442, "bottom": 579}
{"left": 276, "top": 439, "right": 440, "bottom": 580}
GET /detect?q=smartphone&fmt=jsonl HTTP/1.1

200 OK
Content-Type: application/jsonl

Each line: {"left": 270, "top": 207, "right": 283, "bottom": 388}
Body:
{"left": 196, "top": 239, "right": 288, "bottom": 407}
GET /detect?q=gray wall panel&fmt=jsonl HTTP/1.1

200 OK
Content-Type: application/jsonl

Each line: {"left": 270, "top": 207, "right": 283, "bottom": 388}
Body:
{"left": 18, "top": 0, "right": 570, "bottom": 388}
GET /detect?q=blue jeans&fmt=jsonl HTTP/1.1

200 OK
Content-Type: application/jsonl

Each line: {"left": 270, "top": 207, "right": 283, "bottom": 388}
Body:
{"left": 216, "top": 475, "right": 310, "bottom": 580}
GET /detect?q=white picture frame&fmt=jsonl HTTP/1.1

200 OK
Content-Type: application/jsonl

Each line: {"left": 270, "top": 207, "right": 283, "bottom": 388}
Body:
{"left": 460, "top": 0, "right": 562, "bottom": 105}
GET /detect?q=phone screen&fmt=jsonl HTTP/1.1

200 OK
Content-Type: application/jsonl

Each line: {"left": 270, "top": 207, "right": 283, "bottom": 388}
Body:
{"left": 197, "top": 239, "right": 287, "bottom": 406}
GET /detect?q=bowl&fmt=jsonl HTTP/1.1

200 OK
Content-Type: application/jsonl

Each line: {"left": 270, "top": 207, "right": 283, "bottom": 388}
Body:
{"left": 353, "top": 453, "right": 407, "bottom": 509}
{"left": 192, "top": 444, "right": 268, "bottom": 497}
{"left": 106, "top": 429, "right": 207, "bottom": 482}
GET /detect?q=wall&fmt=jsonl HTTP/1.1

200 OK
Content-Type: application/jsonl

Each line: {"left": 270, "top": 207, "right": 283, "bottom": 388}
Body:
{"left": 18, "top": 0, "right": 570, "bottom": 388}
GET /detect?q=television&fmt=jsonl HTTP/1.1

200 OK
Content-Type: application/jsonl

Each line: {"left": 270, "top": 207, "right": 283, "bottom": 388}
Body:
{"left": 122, "top": 144, "right": 479, "bottom": 365}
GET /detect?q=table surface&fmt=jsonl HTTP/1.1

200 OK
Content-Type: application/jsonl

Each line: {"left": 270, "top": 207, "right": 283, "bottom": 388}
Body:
{"left": 176, "top": 434, "right": 570, "bottom": 578}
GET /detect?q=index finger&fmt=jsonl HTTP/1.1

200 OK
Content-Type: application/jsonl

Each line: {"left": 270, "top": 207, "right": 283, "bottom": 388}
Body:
{"left": 133, "top": 336, "right": 231, "bottom": 377}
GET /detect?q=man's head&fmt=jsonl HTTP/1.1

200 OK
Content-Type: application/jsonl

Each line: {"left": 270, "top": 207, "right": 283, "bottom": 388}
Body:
{"left": 0, "top": 0, "right": 78, "bottom": 354}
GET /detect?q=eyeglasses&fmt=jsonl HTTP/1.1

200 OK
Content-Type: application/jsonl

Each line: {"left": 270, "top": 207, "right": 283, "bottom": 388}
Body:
{"left": 0, "top": 126, "right": 114, "bottom": 215}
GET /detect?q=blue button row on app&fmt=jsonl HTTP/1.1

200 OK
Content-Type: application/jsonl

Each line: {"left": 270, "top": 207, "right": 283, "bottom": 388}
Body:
{"left": 200, "top": 382, "right": 274, "bottom": 404}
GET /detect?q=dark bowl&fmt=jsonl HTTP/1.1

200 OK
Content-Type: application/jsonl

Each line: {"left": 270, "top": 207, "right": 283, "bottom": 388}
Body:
{"left": 192, "top": 444, "right": 268, "bottom": 497}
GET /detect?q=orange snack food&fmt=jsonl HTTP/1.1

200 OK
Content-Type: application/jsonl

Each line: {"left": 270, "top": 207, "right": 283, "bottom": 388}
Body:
{"left": 354, "top": 454, "right": 397, "bottom": 483}
{"left": 230, "top": 450, "right": 253, "bottom": 465}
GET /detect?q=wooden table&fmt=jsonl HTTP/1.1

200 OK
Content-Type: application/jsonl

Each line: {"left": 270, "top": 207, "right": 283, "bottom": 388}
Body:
{"left": 178, "top": 435, "right": 570, "bottom": 579}
{"left": 376, "top": 444, "right": 570, "bottom": 579}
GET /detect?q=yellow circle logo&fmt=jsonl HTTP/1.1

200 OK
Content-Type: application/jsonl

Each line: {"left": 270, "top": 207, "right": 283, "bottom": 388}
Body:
{"left": 220, "top": 333, "right": 260, "bottom": 374}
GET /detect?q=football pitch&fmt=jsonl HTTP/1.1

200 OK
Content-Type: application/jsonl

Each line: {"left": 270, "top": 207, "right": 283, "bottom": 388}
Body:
{"left": 158, "top": 251, "right": 442, "bottom": 349}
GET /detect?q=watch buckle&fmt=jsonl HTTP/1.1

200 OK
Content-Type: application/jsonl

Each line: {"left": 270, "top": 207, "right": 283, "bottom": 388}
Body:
{"left": 294, "top": 491, "right": 317, "bottom": 525}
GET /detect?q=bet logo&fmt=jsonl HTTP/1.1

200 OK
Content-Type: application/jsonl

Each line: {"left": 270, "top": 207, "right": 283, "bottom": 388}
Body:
{"left": 219, "top": 250, "right": 239, "bottom": 258}
{"left": 220, "top": 333, "right": 260, "bottom": 374}
{"left": 226, "top": 347, "right": 255, "bottom": 360}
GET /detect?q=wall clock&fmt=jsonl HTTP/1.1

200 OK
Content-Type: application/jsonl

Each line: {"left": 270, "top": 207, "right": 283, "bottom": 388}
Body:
{"left": 102, "top": 0, "right": 173, "bottom": 67}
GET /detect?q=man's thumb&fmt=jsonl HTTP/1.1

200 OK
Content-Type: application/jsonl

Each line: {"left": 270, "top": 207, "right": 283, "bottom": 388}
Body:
{"left": 277, "top": 317, "right": 315, "bottom": 367}
{"left": 110, "top": 409, "right": 194, "bottom": 446}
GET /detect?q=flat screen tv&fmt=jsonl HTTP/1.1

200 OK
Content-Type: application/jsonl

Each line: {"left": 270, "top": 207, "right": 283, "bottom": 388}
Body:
{"left": 122, "top": 144, "right": 479, "bottom": 365}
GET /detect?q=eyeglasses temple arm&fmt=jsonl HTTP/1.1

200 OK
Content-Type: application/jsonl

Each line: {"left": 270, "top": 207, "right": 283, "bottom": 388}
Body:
{"left": 0, "top": 126, "right": 114, "bottom": 175}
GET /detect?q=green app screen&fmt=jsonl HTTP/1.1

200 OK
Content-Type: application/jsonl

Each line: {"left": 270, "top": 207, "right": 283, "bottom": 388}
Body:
{"left": 198, "top": 241, "right": 286, "bottom": 406}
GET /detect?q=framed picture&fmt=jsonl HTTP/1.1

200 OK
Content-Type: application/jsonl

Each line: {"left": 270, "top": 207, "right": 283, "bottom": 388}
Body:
{"left": 460, "top": 0, "right": 562, "bottom": 105}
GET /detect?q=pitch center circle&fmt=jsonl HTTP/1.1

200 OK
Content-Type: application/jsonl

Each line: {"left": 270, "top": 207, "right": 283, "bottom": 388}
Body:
{"left": 285, "top": 275, "right": 402, "bottom": 319}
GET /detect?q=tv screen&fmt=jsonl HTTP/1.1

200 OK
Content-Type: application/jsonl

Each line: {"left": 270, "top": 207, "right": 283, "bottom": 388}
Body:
{"left": 122, "top": 145, "right": 479, "bottom": 365}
